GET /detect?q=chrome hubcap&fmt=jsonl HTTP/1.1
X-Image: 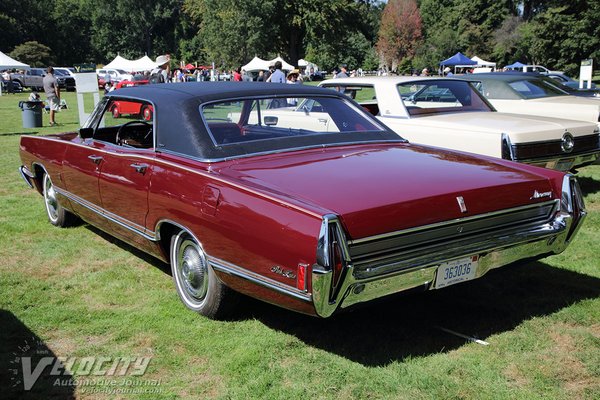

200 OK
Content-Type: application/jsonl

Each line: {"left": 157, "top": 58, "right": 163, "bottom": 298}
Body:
{"left": 177, "top": 238, "right": 209, "bottom": 302}
{"left": 44, "top": 175, "right": 59, "bottom": 222}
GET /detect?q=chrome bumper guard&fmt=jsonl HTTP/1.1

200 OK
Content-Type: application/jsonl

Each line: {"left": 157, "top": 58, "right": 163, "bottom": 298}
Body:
{"left": 312, "top": 175, "right": 586, "bottom": 318}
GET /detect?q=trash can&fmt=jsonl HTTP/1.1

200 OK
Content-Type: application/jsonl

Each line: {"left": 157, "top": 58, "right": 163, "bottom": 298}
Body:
{"left": 19, "top": 101, "right": 43, "bottom": 128}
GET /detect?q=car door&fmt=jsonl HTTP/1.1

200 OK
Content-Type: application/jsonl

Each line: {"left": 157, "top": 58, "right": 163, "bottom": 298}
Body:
{"left": 97, "top": 144, "right": 154, "bottom": 235}
{"left": 61, "top": 139, "right": 106, "bottom": 226}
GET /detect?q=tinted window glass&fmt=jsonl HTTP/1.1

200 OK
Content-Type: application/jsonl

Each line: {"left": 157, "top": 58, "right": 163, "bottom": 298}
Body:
{"left": 397, "top": 80, "right": 493, "bottom": 116}
{"left": 508, "top": 79, "right": 568, "bottom": 99}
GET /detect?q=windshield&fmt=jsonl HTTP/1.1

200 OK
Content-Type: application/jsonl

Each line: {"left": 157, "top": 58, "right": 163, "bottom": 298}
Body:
{"left": 397, "top": 80, "right": 493, "bottom": 116}
{"left": 508, "top": 78, "right": 569, "bottom": 99}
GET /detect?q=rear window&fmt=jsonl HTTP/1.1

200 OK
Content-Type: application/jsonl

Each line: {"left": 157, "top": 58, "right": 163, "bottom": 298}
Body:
{"left": 398, "top": 80, "right": 493, "bottom": 116}
{"left": 508, "top": 79, "right": 568, "bottom": 99}
{"left": 202, "top": 96, "right": 386, "bottom": 147}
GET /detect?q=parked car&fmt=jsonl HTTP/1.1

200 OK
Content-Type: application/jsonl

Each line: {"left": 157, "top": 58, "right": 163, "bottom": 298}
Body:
{"left": 458, "top": 72, "right": 600, "bottom": 129}
{"left": 546, "top": 72, "right": 597, "bottom": 90}
{"left": 19, "top": 82, "right": 587, "bottom": 319}
{"left": 1, "top": 77, "right": 23, "bottom": 93}
{"left": 53, "top": 68, "right": 76, "bottom": 91}
{"left": 11, "top": 68, "right": 45, "bottom": 91}
{"left": 96, "top": 68, "right": 133, "bottom": 86}
{"left": 318, "top": 76, "right": 600, "bottom": 171}
{"left": 540, "top": 73, "right": 600, "bottom": 98}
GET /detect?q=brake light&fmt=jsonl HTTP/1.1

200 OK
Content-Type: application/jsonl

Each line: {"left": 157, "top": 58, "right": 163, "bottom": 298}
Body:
{"left": 297, "top": 263, "right": 307, "bottom": 291}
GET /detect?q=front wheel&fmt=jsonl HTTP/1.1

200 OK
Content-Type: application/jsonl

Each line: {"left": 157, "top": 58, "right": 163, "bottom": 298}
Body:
{"left": 43, "top": 173, "right": 75, "bottom": 227}
{"left": 170, "top": 230, "right": 237, "bottom": 319}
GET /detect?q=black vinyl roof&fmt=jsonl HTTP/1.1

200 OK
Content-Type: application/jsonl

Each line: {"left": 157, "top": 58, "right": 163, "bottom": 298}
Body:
{"left": 107, "top": 81, "right": 341, "bottom": 104}
{"left": 104, "top": 82, "right": 400, "bottom": 160}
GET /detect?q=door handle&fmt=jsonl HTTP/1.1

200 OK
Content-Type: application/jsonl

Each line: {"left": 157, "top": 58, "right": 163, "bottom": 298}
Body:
{"left": 130, "top": 163, "right": 148, "bottom": 174}
{"left": 318, "top": 118, "right": 328, "bottom": 124}
{"left": 88, "top": 155, "right": 103, "bottom": 164}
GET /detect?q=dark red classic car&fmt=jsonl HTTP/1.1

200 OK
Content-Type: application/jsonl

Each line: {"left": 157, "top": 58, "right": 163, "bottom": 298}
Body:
{"left": 19, "top": 82, "right": 586, "bottom": 319}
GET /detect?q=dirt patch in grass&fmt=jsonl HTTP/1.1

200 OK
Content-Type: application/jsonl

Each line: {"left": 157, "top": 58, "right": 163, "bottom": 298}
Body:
{"left": 504, "top": 363, "right": 532, "bottom": 389}
{"left": 546, "top": 324, "right": 598, "bottom": 398}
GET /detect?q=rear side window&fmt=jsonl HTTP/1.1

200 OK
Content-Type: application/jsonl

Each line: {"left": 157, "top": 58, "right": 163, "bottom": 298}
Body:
{"left": 202, "top": 96, "right": 385, "bottom": 149}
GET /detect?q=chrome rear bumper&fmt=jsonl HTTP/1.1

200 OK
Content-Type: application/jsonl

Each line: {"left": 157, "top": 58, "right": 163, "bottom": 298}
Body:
{"left": 312, "top": 176, "right": 586, "bottom": 318}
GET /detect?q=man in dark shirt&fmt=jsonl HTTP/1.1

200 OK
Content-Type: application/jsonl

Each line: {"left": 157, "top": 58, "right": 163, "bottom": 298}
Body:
{"left": 42, "top": 67, "right": 60, "bottom": 126}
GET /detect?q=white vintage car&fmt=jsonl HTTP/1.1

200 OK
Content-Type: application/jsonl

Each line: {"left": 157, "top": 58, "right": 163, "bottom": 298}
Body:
{"left": 458, "top": 72, "right": 600, "bottom": 127}
{"left": 319, "top": 76, "right": 600, "bottom": 171}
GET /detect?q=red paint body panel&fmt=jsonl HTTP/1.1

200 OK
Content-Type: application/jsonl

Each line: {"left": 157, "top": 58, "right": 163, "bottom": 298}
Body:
{"left": 214, "top": 143, "right": 556, "bottom": 239}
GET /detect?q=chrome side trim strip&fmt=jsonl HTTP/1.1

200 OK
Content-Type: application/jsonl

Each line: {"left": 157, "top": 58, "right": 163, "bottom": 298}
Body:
{"left": 349, "top": 200, "right": 558, "bottom": 245}
{"left": 55, "top": 186, "right": 157, "bottom": 241}
{"left": 209, "top": 256, "right": 312, "bottom": 302}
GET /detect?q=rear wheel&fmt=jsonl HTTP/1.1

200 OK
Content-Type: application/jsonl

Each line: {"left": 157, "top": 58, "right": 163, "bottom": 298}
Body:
{"left": 111, "top": 105, "right": 120, "bottom": 118}
{"left": 43, "top": 173, "right": 75, "bottom": 227}
{"left": 170, "top": 230, "right": 237, "bottom": 319}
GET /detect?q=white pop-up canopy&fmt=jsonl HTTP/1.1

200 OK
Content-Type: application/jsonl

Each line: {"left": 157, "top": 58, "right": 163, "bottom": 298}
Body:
{"left": 0, "top": 50, "right": 30, "bottom": 70}
{"left": 268, "top": 56, "right": 294, "bottom": 71}
{"left": 242, "top": 56, "right": 270, "bottom": 72}
{"left": 471, "top": 56, "right": 496, "bottom": 68}
{"left": 130, "top": 55, "right": 159, "bottom": 71}
{"left": 104, "top": 55, "right": 159, "bottom": 72}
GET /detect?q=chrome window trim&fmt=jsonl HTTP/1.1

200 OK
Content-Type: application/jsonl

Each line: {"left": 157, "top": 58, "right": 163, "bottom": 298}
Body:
{"left": 158, "top": 139, "right": 406, "bottom": 163}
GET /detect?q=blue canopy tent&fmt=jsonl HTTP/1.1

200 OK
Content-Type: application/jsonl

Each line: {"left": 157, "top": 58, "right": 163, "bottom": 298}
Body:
{"left": 504, "top": 61, "right": 525, "bottom": 69}
{"left": 439, "top": 52, "right": 477, "bottom": 67}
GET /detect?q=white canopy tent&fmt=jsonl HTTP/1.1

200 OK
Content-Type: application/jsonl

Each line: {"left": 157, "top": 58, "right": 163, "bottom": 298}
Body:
{"left": 268, "top": 56, "right": 294, "bottom": 71}
{"left": 242, "top": 56, "right": 270, "bottom": 72}
{"left": 0, "top": 50, "right": 30, "bottom": 70}
{"left": 103, "top": 55, "right": 159, "bottom": 72}
{"left": 471, "top": 56, "right": 496, "bottom": 68}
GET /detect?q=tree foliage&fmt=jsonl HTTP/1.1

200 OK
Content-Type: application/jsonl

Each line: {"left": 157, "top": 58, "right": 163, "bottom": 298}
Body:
{"left": 377, "top": 0, "right": 422, "bottom": 71}
{"left": 0, "top": 0, "right": 598, "bottom": 76}
{"left": 9, "top": 41, "right": 54, "bottom": 67}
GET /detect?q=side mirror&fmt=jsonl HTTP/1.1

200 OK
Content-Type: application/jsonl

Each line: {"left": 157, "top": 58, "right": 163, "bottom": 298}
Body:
{"left": 264, "top": 116, "right": 278, "bottom": 126}
{"left": 79, "top": 127, "right": 94, "bottom": 139}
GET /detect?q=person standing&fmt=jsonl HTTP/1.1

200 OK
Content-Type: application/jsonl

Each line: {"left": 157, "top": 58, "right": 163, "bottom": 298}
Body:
{"left": 43, "top": 67, "right": 60, "bottom": 126}
{"left": 266, "top": 61, "right": 285, "bottom": 83}
{"left": 335, "top": 64, "right": 349, "bottom": 79}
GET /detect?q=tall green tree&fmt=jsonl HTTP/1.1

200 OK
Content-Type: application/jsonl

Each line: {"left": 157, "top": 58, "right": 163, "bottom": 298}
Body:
{"left": 377, "top": 0, "right": 422, "bottom": 71}
{"left": 89, "top": 0, "right": 183, "bottom": 63}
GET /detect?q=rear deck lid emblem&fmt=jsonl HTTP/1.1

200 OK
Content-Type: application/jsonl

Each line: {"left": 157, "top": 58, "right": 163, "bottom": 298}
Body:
{"left": 456, "top": 196, "right": 467, "bottom": 213}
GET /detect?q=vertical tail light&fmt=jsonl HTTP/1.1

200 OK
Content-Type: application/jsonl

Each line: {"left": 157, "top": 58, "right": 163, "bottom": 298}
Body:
{"left": 315, "top": 215, "right": 350, "bottom": 303}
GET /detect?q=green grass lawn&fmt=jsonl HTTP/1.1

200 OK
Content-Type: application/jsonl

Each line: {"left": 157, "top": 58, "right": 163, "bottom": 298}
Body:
{"left": 0, "top": 88, "right": 599, "bottom": 399}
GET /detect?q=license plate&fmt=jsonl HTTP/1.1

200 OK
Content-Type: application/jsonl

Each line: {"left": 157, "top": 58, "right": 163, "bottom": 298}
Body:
{"left": 435, "top": 255, "right": 478, "bottom": 289}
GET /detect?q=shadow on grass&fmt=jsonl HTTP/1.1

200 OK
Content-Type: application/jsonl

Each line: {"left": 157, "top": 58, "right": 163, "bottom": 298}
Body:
{"left": 85, "top": 225, "right": 171, "bottom": 275}
{"left": 0, "top": 310, "right": 76, "bottom": 399}
{"left": 80, "top": 223, "right": 600, "bottom": 367}
{"left": 237, "top": 261, "right": 600, "bottom": 366}
{"left": 577, "top": 175, "right": 600, "bottom": 196}
{"left": 0, "top": 131, "right": 42, "bottom": 136}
